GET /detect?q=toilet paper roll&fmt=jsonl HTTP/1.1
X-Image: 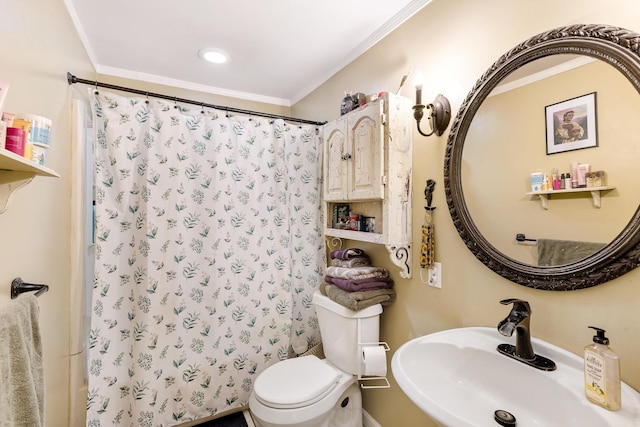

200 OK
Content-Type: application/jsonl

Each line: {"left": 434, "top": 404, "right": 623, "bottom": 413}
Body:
{"left": 361, "top": 345, "right": 387, "bottom": 377}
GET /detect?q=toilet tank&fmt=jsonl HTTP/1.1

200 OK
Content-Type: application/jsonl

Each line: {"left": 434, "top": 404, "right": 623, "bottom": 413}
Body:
{"left": 312, "top": 292, "right": 382, "bottom": 375}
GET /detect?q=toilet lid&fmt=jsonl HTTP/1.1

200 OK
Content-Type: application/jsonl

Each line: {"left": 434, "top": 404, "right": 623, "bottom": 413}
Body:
{"left": 253, "top": 355, "right": 339, "bottom": 409}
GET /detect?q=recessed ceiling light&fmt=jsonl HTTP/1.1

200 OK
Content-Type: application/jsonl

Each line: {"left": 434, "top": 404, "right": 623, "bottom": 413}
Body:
{"left": 198, "top": 48, "right": 231, "bottom": 64}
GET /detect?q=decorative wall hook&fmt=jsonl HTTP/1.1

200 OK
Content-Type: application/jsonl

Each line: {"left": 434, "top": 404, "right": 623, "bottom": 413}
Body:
{"left": 424, "top": 179, "right": 436, "bottom": 211}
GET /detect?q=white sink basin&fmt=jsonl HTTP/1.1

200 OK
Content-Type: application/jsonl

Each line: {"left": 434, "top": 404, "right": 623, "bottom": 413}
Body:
{"left": 391, "top": 327, "right": 640, "bottom": 426}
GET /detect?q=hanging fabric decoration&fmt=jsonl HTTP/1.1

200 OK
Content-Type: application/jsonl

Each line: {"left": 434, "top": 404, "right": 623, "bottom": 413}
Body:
{"left": 420, "top": 179, "right": 436, "bottom": 270}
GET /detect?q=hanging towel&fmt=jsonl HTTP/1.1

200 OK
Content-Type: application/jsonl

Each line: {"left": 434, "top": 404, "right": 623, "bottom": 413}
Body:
{"left": 0, "top": 294, "right": 44, "bottom": 427}
{"left": 320, "top": 281, "right": 395, "bottom": 311}
{"left": 329, "top": 248, "right": 366, "bottom": 260}
{"left": 537, "top": 239, "right": 606, "bottom": 266}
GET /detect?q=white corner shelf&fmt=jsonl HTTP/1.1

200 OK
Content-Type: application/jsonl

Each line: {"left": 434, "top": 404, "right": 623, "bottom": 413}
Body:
{"left": 526, "top": 186, "right": 615, "bottom": 209}
{"left": 0, "top": 148, "right": 60, "bottom": 213}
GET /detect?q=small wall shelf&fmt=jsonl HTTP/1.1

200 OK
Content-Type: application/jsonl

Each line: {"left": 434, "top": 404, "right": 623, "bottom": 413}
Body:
{"left": 0, "top": 148, "right": 60, "bottom": 213}
{"left": 526, "top": 186, "right": 615, "bottom": 210}
{"left": 325, "top": 228, "right": 385, "bottom": 244}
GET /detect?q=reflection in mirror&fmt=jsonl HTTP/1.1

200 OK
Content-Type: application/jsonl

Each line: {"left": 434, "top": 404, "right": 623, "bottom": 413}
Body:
{"left": 444, "top": 24, "right": 640, "bottom": 290}
{"left": 462, "top": 56, "right": 640, "bottom": 266}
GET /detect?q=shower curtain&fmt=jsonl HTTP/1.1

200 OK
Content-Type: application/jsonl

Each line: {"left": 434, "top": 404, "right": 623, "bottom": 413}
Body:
{"left": 86, "top": 90, "right": 325, "bottom": 426}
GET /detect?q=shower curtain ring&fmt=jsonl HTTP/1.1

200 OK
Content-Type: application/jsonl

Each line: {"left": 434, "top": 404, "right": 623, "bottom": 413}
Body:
{"left": 94, "top": 80, "right": 99, "bottom": 95}
{"left": 145, "top": 92, "right": 149, "bottom": 104}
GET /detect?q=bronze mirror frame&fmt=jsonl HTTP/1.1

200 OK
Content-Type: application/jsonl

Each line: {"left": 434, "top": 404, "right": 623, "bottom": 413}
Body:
{"left": 444, "top": 24, "right": 640, "bottom": 291}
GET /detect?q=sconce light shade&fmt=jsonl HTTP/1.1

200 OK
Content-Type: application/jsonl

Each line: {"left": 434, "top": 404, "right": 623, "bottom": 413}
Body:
{"left": 413, "top": 94, "right": 451, "bottom": 137}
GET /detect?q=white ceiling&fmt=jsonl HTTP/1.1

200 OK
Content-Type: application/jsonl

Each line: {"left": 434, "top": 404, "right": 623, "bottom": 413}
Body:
{"left": 64, "top": 0, "right": 430, "bottom": 106}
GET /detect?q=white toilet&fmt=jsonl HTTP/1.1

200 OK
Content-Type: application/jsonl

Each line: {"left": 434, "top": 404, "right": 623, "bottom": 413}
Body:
{"left": 249, "top": 292, "right": 383, "bottom": 427}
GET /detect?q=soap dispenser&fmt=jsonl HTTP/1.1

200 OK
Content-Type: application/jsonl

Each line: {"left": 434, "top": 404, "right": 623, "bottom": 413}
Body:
{"left": 584, "top": 326, "right": 621, "bottom": 411}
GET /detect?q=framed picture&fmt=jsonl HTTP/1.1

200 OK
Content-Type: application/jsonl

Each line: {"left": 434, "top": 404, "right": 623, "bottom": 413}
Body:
{"left": 545, "top": 92, "right": 597, "bottom": 155}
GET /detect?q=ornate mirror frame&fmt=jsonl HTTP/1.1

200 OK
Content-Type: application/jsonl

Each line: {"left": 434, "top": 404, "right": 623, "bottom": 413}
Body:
{"left": 445, "top": 24, "right": 640, "bottom": 291}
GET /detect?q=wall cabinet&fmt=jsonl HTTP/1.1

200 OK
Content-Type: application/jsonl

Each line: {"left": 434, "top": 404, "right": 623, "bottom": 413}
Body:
{"left": 323, "top": 93, "right": 413, "bottom": 278}
{"left": 0, "top": 148, "right": 60, "bottom": 213}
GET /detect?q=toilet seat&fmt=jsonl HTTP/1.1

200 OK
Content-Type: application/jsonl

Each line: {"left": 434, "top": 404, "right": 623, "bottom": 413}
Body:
{"left": 253, "top": 355, "right": 340, "bottom": 409}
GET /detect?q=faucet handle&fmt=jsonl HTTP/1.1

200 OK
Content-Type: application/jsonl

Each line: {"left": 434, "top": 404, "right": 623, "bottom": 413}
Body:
{"left": 499, "top": 298, "right": 531, "bottom": 314}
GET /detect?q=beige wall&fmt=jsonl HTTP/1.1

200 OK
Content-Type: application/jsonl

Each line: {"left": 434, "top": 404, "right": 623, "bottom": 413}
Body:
{"left": 0, "top": 2, "right": 294, "bottom": 426}
{"left": 294, "top": 1, "right": 640, "bottom": 426}
{"left": 0, "top": 1, "right": 92, "bottom": 425}
{"left": 3, "top": 0, "right": 640, "bottom": 426}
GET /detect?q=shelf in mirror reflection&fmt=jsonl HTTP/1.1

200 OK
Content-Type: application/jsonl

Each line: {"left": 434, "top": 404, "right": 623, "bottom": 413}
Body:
{"left": 525, "top": 186, "right": 615, "bottom": 209}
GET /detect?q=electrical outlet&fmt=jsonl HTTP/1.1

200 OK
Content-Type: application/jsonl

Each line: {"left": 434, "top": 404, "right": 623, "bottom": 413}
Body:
{"left": 427, "top": 262, "right": 442, "bottom": 288}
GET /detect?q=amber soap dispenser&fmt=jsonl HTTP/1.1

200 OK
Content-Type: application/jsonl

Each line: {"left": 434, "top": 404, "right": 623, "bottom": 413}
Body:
{"left": 584, "top": 326, "right": 621, "bottom": 411}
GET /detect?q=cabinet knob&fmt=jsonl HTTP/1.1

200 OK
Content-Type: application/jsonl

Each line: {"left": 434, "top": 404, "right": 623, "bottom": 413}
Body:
{"left": 341, "top": 153, "right": 352, "bottom": 161}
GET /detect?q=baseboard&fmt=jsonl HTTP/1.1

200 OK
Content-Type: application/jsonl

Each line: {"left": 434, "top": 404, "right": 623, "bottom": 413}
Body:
{"left": 363, "top": 409, "right": 382, "bottom": 427}
{"left": 242, "top": 409, "right": 256, "bottom": 427}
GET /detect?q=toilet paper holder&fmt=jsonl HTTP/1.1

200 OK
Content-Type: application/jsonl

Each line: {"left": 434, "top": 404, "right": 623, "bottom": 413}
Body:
{"left": 358, "top": 341, "right": 391, "bottom": 389}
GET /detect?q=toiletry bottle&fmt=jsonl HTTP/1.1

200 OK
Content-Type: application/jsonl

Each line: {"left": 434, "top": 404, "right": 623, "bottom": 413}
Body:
{"left": 565, "top": 172, "right": 572, "bottom": 189}
{"left": 552, "top": 168, "right": 561, "bottom": 190}
{"left": 571, "top": 162, "right": 579, "bottom": 188}
{"left": 560, "top": 173, "right": 566, "bottom": 189}
{"left": 584, "top": 326, "right": 621, "bottom": 411}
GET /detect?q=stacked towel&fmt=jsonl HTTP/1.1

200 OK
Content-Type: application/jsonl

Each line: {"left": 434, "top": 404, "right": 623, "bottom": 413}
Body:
{"left": 326, "top": 266, "right": 389, "bottom": 280}
{"left": 331, "top": 257, "right": 371, "bottom": 268}
{"left": 320, "top": 282, "right": 396, "bottom": 311}
{"left": 322, "top": 248, "right": 396, "bottom": 310}
{"left": 0, "top": 295, "right": 44, "bottom": 427}
{"left": 330, "top": 248, "right": 366, "bottom": 260}
{"left": 324, "top": 275, "right": 394, "bottom": 292}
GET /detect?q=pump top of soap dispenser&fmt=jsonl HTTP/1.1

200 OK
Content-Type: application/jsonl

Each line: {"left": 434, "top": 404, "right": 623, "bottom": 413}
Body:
{"left": 589, "top": 326, "right": 610, "bottom": 345}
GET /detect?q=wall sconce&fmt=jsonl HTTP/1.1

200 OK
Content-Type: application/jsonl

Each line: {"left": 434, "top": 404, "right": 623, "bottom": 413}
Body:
{"left": 413, "top": 81, "right": 451, "bottom": 137}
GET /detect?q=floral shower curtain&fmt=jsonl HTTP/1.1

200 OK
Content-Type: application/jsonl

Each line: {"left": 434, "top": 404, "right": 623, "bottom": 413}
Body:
{"left": 86, "top": 90, "right": 325, "bottom": 426}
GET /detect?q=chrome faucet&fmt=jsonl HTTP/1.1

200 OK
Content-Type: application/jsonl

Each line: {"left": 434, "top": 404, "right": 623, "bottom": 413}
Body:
{"left": 497, "top": 298, "right": 556, "bottom": 371}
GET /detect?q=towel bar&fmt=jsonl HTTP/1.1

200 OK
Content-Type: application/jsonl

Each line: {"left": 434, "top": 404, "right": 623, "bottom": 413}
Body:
{"left": 10, "top": 277, "right": 49, "bottom": 299}
{"left": 516, "top": 233, "right": 537, "bottom": 243}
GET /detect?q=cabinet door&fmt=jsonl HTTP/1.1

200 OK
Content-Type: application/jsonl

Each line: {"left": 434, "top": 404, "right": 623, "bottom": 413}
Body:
{"left": 347, "top": 101, "right": 384, "bottom": 200}
{"left": 323, "top": 117, "right": 348, "bottom": 201}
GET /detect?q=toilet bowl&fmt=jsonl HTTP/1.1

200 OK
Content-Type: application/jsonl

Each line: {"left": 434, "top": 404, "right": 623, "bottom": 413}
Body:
{"left": 248, "top": 356, "right": 362, "bottom": 427}
{"left": 249, "top": 292, "right": 382, "bottom": 427}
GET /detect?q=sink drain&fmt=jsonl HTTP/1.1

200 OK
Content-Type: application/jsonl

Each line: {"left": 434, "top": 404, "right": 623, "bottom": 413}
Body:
{"left": 494, "top": 409, "right": 516, "bottom": 426}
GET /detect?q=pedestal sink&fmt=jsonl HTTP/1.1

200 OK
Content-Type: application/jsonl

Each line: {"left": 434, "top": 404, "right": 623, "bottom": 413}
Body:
{"left": 391, "top": 327, "right": 640, "bottom": 426}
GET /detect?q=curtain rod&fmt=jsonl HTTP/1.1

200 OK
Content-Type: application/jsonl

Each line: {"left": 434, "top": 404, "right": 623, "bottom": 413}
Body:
{"left": 66, "top": 72, "right": 326, "bottom": 126}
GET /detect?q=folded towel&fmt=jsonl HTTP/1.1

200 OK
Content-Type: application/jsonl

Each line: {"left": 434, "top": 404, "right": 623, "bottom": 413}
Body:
{"left": 320, "top": 282, "right": 396, "bottom": 311}
{"left": 537, "top": 238, "right": 606, "bottom": 266}
{"left": 324, "top": 275, "right": 394, "bottom": 292}
{"left": 326, "top": 266, "right": 389, "bottom": 280}
{"left": 331, "top": 256, "right": 371, "bottom": 268}
{"left": 0, "top": 295, "right": 44, "bottom": 427}
{"left": 330, "top": 248, "right": 366, "bottom": 260}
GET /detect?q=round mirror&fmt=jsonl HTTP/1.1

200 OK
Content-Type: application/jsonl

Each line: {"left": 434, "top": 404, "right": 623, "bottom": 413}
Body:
{"left": 445, "top": 24, "right": 640, "bottom": 290}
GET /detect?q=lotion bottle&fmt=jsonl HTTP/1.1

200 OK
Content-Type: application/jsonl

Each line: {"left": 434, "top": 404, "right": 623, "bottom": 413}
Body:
{"left": 584, "top": 326, "right": 621, "bottom": 411}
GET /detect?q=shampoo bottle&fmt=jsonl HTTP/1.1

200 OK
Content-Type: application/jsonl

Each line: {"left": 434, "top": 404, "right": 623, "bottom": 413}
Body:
{"left": 584, "top": 326, "right": 621, "bottom": 411}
